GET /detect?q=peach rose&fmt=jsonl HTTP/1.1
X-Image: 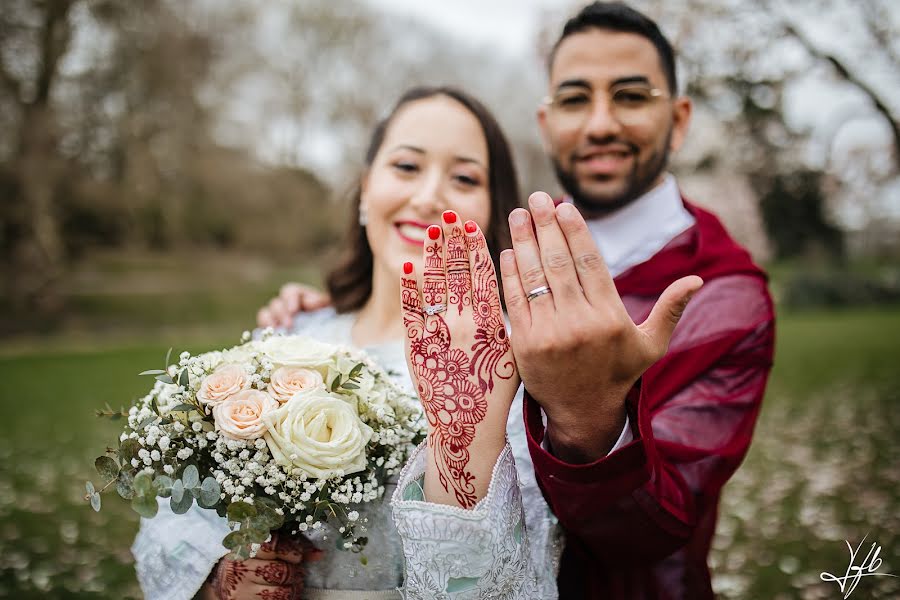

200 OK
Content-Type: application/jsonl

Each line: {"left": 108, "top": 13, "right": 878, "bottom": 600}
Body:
{"left": 267, "top": 366, "right": 325, "bottom": 404}
{"left": 197, "top": 364, "right": 251, "bottom": 406}
{"left": 212, "top": 389, "right": 279, "bottom": 440}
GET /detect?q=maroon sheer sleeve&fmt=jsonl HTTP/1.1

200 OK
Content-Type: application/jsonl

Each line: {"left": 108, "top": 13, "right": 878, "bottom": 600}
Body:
{"left": 526, "top": 273, "right": 775, "bottom": 597}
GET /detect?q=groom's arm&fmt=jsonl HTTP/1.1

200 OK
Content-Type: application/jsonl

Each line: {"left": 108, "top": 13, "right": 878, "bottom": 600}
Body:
{"left": 526, "top": 299, "right": 774, "bottom": 563}
{"left": 256, "top": 283, "right": 330, "bottom": 329}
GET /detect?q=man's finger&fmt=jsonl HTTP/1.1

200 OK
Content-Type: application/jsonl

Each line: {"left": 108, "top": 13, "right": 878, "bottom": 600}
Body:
{"left": 637, "top": 275, "right": 704, "bottom": 361}
{"left": 257, "top": 308, "right": 274, "bottom": 328}
{"left": 555, "top": 202, "right": 616, "bottom": 305}
{"left": 498, "top": 249, "right": 530, "bottom": 330}
{"left": 528, "top": 192, "right": 582, "bottom": 305}
{"left": 509, "top": 207, "right": 554, "bottom": 319}
{"left": 300, "top": 289, "right": 331, "bottom": 311}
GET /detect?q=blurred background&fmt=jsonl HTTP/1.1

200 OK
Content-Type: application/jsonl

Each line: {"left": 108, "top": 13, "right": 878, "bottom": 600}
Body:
{"left": 0, "top": 0, "right": 898, "bottom": 597}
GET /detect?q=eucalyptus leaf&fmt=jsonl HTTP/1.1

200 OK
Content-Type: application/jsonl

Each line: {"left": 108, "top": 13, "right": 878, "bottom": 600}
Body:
{"left": 118, "top": 439, "right": 140, "bottom": 464}
{"left": 245, "top": 525, "right": 270, "bottom": 544}
{"left": 150, "top": 397, "right": 161, "bottom": 415}
{"left": 116, "top": 471, "right": 135, "bottom": 499}
{"left": 165, "top": 347, "right": 173, "bottom": 369}
{"left": 253, "top": 499, "right": 283, "bottom": 530}
{"left": 329, "top": 375, "right": 341, "bottom": 392}
{"left": 228, "top": 544, "right": 251, "bottom": 561}
{"left": 349, "top": 362, "right": 364, "bottom": 378}
{"left": 132, "top": 494, "right": 158, "bottom": 518}
{"left": 139, "top": 369, "right": 166, "bottom": 376}
{"left": 153, "top": 475, "right": 173, "bottom": 498}
{"left": 171, "top": 479, "right": 185, "bottom": 503}
{"left": 198, "top": 477, "right": 221, "bottom": 508}
{"left": 341, "top": 382, "right": 360, "bottom": 390}
{"left": 133, "top": 472, "right": 153, "bottom": 495}
{"left": 226, "top": 501, "right": 257, "bottom": 523}
{"left": 95, "top": 456, "right": 119, "bottom": 482}
{"left": 182, "top": 464, "right": 199, "bottom": 489}
{"left": 85, "top": 481, "right": 95, "bottom": 494}
{"left": 90, "top": 492, "right": 101, "bottom": 512}
{"left": 154, "top": 374, "right": 174, "bottom": 385}
{"left": 168, "top": 403, "right": 196, "bottom": 413}
{"left": 178, "top": 368, "right": 190, "bottom": 388}
{"left": 223, "top": 530, "right": 250, "bottom": 549}
{"left": 170, "top": 490, "right": 194, "bottom": 514}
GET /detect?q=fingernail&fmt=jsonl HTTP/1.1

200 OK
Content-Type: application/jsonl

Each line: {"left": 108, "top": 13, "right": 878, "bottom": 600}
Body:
{"left": 509, "top": 209, "right": 527, "bottom": 226}
{"left": 442, "top": 211, "right": 457, "bottom": 224}
{"left": 557, "top": 202, "right": 578, "bottom": 220}
{"left": 428, "top": 225, "right": 441, "bottom": 240}
{"left": 530, "top": 193, "right": 550, "bottom": 208}
{"left": 500, "top": 249, "right": 515, "bottom": 264}
{"left": 403, "top": 261, "right": 413, "bottom": 274}
{"left": 464, "top": 220, "right": 477, "bottom": 234}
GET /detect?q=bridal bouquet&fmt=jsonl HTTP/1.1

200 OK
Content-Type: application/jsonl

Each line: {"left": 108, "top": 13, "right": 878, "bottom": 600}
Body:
{"left": 86, "top": 331, "right": 425, "bottom": 558}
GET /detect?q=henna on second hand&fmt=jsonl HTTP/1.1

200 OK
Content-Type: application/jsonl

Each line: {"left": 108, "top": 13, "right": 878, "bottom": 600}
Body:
{"left": 401, "top": 228, "right": 514, "bottom": 508}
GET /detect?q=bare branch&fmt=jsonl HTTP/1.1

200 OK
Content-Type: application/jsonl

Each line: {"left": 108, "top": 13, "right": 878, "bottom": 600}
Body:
{"left": 783, "top": 21, "right": 900, "bottom": 171}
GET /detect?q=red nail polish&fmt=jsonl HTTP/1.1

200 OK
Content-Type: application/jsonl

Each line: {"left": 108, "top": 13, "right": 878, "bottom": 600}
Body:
{"left": 403, "top": 261, "right": 413, "bottom": 274}
{"left": 464, "top": 220, "right": 477, "bottom": 234}
{"left": 428, "top": 225, "right": 441, "bottom": 240}
{"left": 442, "top": 211, "right": 457, "bottom": 224}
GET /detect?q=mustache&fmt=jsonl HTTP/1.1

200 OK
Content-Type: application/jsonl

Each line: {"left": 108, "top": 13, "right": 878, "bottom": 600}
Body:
{"left": 574, "top": 136, "right": 639, "bottom": 159}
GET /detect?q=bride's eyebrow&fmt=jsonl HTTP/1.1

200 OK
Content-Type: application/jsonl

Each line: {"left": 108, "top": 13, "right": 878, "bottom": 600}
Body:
{"left": 388, "top": 145, "right": 425, "bottom": 154}
{"left": 454, "top": 156, "right": 485, "bottom": 168}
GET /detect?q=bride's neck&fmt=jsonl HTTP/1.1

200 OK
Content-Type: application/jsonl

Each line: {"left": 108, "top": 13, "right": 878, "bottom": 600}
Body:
{"left": 352, "top": 267, "right": 404, "bottom": 348}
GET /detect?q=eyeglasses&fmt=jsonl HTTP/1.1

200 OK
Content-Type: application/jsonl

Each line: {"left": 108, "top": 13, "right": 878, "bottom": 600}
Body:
{"left": 542, "top": 84, "right": 668, "bottom": 127}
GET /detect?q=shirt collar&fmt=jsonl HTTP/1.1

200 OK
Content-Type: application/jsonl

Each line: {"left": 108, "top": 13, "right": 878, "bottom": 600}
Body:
{"left": 573, "top": 174, "right": 696, "bottom": 278}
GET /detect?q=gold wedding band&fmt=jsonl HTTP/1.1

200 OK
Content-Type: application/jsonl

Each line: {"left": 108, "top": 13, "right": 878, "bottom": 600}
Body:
{"left": 526, "top": 286, "right": 552, "bottom": 302}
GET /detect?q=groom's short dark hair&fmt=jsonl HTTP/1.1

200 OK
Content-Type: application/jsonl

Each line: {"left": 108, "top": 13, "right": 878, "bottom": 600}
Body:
{"left": 549, "top": 2, "right": 678, "bottom": 95}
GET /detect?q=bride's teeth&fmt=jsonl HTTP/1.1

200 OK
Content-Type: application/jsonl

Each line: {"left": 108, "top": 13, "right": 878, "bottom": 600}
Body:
{"left": 398, "top": 224, "right": 426, "bottom": 242}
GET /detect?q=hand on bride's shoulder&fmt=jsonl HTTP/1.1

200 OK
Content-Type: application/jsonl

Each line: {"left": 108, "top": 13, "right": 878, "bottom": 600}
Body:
{"left": 257, "top": 283, "right": 331, "bottom": 329}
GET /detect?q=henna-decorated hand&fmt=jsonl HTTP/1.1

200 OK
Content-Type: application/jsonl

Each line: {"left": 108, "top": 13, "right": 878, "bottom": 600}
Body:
{"left": 400, "top": 210, "right": 519, "bottom": 509}
{"left": 202, "top": 533, "right": 322, "bottom": 600}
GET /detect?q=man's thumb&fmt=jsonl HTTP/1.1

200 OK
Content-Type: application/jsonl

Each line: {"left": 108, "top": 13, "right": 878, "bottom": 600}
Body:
{"left": 639, "top": 275, "right": 704, "bottom": 358}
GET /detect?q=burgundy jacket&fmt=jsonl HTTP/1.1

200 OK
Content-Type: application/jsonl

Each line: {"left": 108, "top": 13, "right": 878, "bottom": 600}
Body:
{"left": 526, "top": 201, "right": 775, "bottom": 598}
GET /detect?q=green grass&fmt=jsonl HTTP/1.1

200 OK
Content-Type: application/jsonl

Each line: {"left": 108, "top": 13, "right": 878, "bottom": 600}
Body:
{"left": 0, "top": 305, "right": 898, "bottom": 598}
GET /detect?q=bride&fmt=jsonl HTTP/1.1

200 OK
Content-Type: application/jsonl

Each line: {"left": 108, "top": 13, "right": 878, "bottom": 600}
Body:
{"left": 132, "top": 86, "right": 560, "bottom": 599}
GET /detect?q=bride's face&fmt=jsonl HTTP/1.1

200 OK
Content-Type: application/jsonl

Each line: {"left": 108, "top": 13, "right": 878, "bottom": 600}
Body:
{"left": 361, "top": 96, "right": 492, "bottom": 278}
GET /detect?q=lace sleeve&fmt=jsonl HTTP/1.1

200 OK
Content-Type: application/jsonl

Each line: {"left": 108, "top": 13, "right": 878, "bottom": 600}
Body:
{"left": 131, "top": 500, "right": 231, "bottom": 600}
{"left": 391, "top": 441, "right": 554, "bottom": 599}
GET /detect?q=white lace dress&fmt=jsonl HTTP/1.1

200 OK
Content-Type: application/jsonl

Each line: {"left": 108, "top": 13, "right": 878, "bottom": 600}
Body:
{"left": 132, "top": 309, "right": 562, "bottom": 599}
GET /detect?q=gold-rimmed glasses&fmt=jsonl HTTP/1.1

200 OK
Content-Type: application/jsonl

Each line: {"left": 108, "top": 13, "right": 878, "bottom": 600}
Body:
{"left": 542, "top": 83, "right": 668, "bottom": 127}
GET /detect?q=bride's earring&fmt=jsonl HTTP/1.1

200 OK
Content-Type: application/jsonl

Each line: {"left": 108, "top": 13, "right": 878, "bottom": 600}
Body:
{"left": 358, "top": 205, "right": 368, "bottom": 227}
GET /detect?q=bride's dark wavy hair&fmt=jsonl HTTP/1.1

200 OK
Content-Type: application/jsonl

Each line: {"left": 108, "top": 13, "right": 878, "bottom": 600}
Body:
{"left": 326, "top": 86, "right": 521, "bottom": 313}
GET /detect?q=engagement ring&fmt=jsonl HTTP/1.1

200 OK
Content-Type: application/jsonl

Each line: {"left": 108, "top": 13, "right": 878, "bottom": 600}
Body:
{"left": 424, "top": 303, "right": 447, "bottom": 315}
{"left": 526, "top": 285, "right": 552, "bottom": 302}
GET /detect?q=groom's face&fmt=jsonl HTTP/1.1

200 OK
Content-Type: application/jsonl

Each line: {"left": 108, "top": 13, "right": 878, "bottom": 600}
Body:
{"left": 538, "top": 29, "right": 691, "bottom": 217}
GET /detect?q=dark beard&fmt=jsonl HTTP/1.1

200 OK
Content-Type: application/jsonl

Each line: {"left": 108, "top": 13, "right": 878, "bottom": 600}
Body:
{"left": 554, "top": 129, "right": 672, "bottom": 218}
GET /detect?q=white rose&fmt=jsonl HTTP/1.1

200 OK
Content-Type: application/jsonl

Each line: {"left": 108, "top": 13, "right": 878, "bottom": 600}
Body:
{"left": 212, "top": 389, "right": 279, "bottom": 440}
{"left": 258, "top": 335, "right": 336, "bottom": 368}
{"left": 197, "top": 364, "right": 251, "bottom": 406}
{"left": 267, "top": 366, "right": 325, "bottom": 404}
{"left": 263, "top": 388, "right": 373, "bottom": 478}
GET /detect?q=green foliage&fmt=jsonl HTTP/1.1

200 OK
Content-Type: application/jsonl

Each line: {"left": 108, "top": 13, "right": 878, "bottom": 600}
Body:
{"left": 95, "top": 456, "right": 119, "bottom": 482}
{"left": 780, "top": 268, "right": 900, "bottom": 309}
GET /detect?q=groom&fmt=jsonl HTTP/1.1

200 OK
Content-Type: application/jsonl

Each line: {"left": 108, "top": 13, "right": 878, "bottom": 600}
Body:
{"left": 260, "top": 2, "right": 775, "bottom": 598}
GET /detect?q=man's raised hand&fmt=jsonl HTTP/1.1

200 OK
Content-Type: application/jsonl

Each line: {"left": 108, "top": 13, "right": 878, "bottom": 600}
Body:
{"left": 256, "top": 283, "right": 331, "bottom": 329}
{"left": 499, "top": 192, "right": 702, "bottom": 463}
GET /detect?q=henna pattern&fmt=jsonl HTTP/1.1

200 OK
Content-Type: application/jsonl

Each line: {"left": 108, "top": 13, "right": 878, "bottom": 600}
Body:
{"left": 445, "top": 226, "right": 471, "bottom": 314}
{"left": 255, "top": 561, "right": 292, "bottom": 585}
{"left": 422, "top": 239, "right": 445, "bottom": 306}
{"left": 212, "top": 558, "right": 249, "bottom": 598}
{"left": 400, "top": 221, "right": 515, "bottom": 508}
